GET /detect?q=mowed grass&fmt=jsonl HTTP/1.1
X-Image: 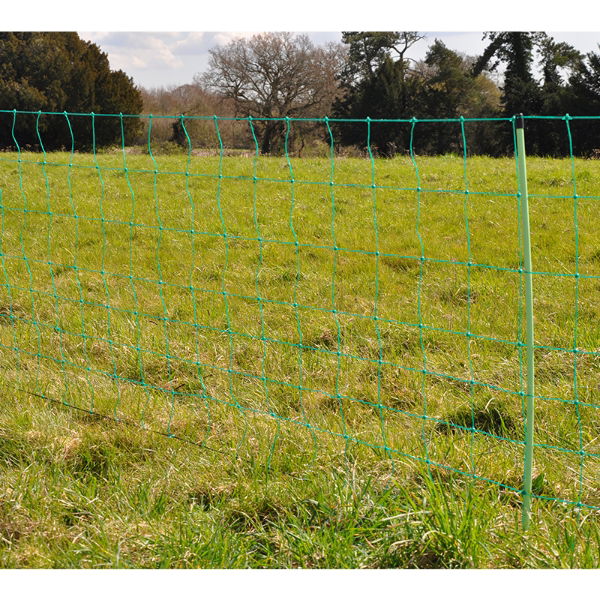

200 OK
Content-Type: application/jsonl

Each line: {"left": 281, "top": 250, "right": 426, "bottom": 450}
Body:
{"left": 0, "top": 147, "right": 598, "bottom": 567}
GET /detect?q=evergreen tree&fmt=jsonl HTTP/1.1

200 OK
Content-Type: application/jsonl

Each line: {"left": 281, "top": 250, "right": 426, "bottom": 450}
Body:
{"left": 421, "top": 40, "right": 502, "bottom": 154}
{"left": 472, "top": 32, "right": 546, "bottom": 153}
{"left": 472, "top": 32, "right": 598, "bottom": 155}
{"left": 566, "top": 48, "right": 600, "bottom": 155}
{"left": 473, "top": 32, "right": 541, "bottom": 117}
{"left": 0, "top": 32, "right": 143, "bottom": 150}
{"left": 534, "top": 36, "right": 583, "bottom": 154}
{"left": 333, "top": 32, "right": 424, "bottom": 155}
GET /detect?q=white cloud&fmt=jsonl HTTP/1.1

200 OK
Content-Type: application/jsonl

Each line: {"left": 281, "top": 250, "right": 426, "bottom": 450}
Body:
{"left": 131, "top": 55, "right": 148, "bottom": 69}
{"left": 80, "top": 32, "right": 185, "bottom": 75}
{"left": 171, "top": 32, "right": 209, "bottom": 55}
{"left": 213, "top": 32, "right": 259, "bottom": 45}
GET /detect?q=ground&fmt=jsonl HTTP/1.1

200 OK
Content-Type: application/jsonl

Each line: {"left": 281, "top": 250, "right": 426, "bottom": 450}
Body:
{"left": 0, "top": 147, "right": 598, "bottom": 567}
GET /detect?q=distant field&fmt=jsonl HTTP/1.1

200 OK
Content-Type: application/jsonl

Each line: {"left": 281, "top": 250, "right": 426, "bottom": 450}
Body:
{"left": 0, "top": 151, "right": 598, "bottom": 567}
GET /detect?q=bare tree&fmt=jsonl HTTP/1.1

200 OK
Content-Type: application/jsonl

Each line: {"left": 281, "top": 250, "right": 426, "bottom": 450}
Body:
{"left": 198, "top": 32, "right": 346, "bottom": 153}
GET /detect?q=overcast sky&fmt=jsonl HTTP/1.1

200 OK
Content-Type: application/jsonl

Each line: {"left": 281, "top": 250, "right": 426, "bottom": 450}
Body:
{"left": 78, "top": 31, "right": 600, "bottom": 90}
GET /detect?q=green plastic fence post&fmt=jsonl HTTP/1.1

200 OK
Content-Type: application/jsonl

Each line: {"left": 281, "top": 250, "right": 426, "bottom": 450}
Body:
{"left": 516, "top": 114, "right": 536, "bottom": 530}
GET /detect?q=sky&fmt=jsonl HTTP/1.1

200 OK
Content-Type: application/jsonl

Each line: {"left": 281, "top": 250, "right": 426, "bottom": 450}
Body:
{"left": 77, "top": 31, "right": 600, "bottom": 90}
{"left": 6, "top": 0, "right": 600, "bottom": 89}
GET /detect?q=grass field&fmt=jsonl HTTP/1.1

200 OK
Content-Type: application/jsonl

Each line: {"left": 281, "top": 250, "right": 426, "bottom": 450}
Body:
{"left": 0, "top": 148, "right": 598, "bottom": 567}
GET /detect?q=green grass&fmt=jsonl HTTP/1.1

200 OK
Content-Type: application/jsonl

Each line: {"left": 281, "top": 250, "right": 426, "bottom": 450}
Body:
{"left": 0, "top": 150, "right": 598, "bottom": 568}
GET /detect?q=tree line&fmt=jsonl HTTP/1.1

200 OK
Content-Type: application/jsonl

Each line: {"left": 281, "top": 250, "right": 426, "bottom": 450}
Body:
{"left": 1, "top": 31, "right": 600, "bottom": 155}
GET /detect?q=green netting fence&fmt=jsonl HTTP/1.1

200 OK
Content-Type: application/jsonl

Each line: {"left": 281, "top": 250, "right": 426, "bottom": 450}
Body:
{"left": 0, "top": 110, "right": 598, "bottom": 528}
